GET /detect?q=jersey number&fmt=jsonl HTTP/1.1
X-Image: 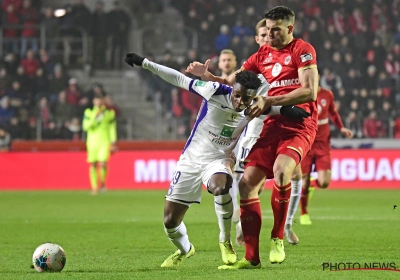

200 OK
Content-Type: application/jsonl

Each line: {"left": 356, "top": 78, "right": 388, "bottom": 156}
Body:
{"left": 167, "top": 171, "right": 181, "bottom": 196}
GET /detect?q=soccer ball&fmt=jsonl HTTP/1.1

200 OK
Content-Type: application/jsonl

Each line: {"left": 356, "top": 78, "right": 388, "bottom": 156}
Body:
{"left": 32, "top": 243, "right": 66, "bottom": 272}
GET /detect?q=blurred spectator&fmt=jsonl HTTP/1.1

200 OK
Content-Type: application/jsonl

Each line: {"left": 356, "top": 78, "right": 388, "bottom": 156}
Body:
{"left": 378, "top": 100, "right": 397, "bottom": 136}
{"left": 33, "top": 67, "right": 49, "bottom": 100}
{"left": 90, "top": 1, "right": 108, "bottom": 69}
{"left": 61, "top": 117, "right": 81, "bottom": 140}
{"left": 5, "top": 80, "right": 25, "bottom": 109}
{"left": 59, "top": 4, "right": 76, "bottom": 66}
{"left": 6, "top": 116, "right": 25, "bottom": 139}
{"left": 393, "top": 117, "right": 400, "bottom": 138}
{"left": 2, "top": 3, "right": 20, "bottom": 54}
{"left": 346, "top": 111, "right": 363, "bottom": 138}
{"left": 4, "top": 53, "right": 19, "bottom": 75}
{"left": 65, "top": 78, "right": 82, "bottom": 105}
{"left": 71, "top": 0, "right": 91, "bottom": 32}
{"left": 2, "top": 0, "right": 23, "bottom": 12}
{"left": 52, "top": 90, "right": 75, "bottom": 127}
{"left": 20, "top": 49, "right": 40, "bottom": 78}
{"left": 0, "top": 96, "right": 15, "bottom": 125}
{"left": 42, "top": 120, "right": 59, "bottom": 139}
{"left": 108, "top": 0, "right": 131, "bottom": 70}
{"left": 0, "top": 126, "right": 11, "bottom": 152}
{"left": 48, "top": 65, "right": 69, "bottom": 101}
{"left": 320, "top": 68, "right": 342, "bottom": 94}
{"left": 0, "top": 67, "right": 11, "bottom": 98}
{"left": 36, "top": 96, "right": 52, "bottom": 129}
{"left": 41, "top": 7, "right": 59, "bottom": 55}
{"left": 19, "top": 0, "right": 40, "bottom": 57}
{"left": 13, "top": 65, "right": 33, "bottom": 94}
{"left": 363, "top": 111, "right": 386, "bottom": 138}
{"left": 215, "top": 24, "right": 231, "bottom": 52}
{"left": 38, "top": 49, "right": 55, "bottom": 77}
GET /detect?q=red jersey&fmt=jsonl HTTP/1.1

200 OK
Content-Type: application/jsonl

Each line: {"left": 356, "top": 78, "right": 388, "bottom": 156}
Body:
{"left": 242, "top": 38, "right": 318, "bottom": 137}
{"left": 315, "top": 87, "right": 344, "bottom": 142}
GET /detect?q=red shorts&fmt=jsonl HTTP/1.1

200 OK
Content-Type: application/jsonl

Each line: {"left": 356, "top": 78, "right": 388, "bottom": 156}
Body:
{"left": 244, "top": 127, "right": 314, "bottom": 179}
{"left": 301, "top": 140, "right": 331, "bottom": 174}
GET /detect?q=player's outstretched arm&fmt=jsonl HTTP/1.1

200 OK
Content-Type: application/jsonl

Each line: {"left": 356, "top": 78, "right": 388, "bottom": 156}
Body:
{"left": 185, "top": 59, "right": 239, "bottom": 86}
{"left": 125, "top": 53, "right": 193, "bottom": 90}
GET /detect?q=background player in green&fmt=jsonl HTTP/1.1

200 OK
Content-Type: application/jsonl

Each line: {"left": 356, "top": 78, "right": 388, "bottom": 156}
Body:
{"left": 83, "top": 94, "right": 117, "bottom": 195}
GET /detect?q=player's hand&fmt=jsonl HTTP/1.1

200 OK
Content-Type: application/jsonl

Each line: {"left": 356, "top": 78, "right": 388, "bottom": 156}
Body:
{"left": 340, "top": 127, "right": 354, "bottom": 138}
{"left": 280, "top": 106, "right": 311, "bottom": 120}
{"left": 110, "top": 143, "right": 118, "bottom": 154}
{"left": 246, "top": 96, "right": 272, "bottom": 118}
{"left": 185, "top": 59, "right": 210, "bottom": 77}
{"left": 125, "top": 53, "right": 145, "bottom": 67}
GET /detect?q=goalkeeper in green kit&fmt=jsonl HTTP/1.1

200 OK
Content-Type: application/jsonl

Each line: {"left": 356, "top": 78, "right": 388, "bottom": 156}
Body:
{"left": 83, "top": 94, "right": 117, "bottom": 195}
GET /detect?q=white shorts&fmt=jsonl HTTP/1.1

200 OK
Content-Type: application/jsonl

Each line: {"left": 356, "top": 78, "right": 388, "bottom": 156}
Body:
{"left": 166, "top": 155, "right": 235, "bottom": 206}
{"left": 234, "top": 136, "right": 259, "bottom": 173}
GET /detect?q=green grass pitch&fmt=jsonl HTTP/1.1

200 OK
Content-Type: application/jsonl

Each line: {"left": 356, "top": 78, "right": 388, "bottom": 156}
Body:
{"left": 0, "top": 189, "right": 399, "bottom": 279}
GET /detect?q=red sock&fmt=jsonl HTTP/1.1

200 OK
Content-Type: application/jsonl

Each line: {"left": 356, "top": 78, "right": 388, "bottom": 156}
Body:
{"left": 300, "top": 187, "right": 309, "bottom": 215}
{"left": 240, "top": 198, "right": 261, "bottom": 263}
{"left": 270, "top": 182, "right": 291, "bottom": 239}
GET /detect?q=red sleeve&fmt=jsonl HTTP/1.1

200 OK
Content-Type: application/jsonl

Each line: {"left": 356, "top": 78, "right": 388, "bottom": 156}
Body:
{"left": 242, "top": 51, "right": 261, "bottom": 74}
{"left": 292, "top": 40, "right": 317, "bottom": 70}
{"left": 328, "top": 91, "right": 344, "bottom": 130}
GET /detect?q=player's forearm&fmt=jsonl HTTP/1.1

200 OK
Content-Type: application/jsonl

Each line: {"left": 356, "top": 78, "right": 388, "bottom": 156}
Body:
{"left": 82, "top": 119, "right": 97, "bottom": 131}
{"left": 200, "top": 71, "right": 229, "bottom": 84}
{"left": 265, "top": 87, "right": 316, "bottom": 106}
{"left": 142, "top": 59, "right": 192, "bottom": 90}
{"left": 330, "top": 111, "right": 344, "bottom": 130}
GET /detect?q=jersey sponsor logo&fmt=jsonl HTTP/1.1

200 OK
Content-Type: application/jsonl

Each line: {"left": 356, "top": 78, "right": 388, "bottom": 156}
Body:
{"left": 195, "top": 80, "right": 207, "bottom": 87}
{"left": 321, "top": 98, "right": 326, "bottom": 106}
{"left": 271, "top": 63, "right": 282, "bottom": 77}
{"left": 284, "top": 55, "right": 291, "bottom": 65}
{"left": 220, "top": 125, "right": 235, "bottom": 137}
{"left": 300, "top": 53, "right": 313, "bottom": 62}
{"left": 209, "top": 129, "right": 237, "bottom": 146}
{"left": 221, "top": 105, "right": 229, "bottom": 109}
{"left": 263, "top": 53, "right": 273, "bottom": 64}
{"left": 269, "top": 78, "right": 300, "bottom": 89}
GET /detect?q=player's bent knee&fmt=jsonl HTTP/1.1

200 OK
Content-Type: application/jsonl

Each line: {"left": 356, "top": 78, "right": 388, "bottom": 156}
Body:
{"left": 163, "top": 214, "right": 180, "bottom": 229}
{"left": 210, "top": 184, "right": 230, "bottom": 196}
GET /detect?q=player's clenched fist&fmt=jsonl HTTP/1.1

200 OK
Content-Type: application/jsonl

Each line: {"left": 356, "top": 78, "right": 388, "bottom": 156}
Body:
{"left": 124, "top": 53, "right": 145, "bottom": 67}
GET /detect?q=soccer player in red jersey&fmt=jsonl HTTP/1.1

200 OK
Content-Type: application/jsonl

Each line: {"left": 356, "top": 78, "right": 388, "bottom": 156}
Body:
{"left": 187, "top": 6, "right": 319, "bottom": 269}
{"left": 300, "top": 85, "right": 353, "bottom": 225}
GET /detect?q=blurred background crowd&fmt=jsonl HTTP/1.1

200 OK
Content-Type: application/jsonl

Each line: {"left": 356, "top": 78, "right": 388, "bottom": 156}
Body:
{"left": 0, "top": 0, "right": 400, "bottom": 146}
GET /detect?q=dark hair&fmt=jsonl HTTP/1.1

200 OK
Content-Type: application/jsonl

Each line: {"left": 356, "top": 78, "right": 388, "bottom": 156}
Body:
{"left": 265, "top": 6, "right": 295, "bottom": 24}
{"left": 235, "top": 71, "right": 261, "bottom": 90}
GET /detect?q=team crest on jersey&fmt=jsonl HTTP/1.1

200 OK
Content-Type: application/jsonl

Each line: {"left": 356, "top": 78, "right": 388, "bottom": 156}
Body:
{"left": 263, "top": 53, "right": 273, "bottom": 64}
{"left": 271, "top": 63, "right": 282, "bottom": 77}
{"left": 284, "top": 55, "right": 291, "bottom": 65}
{"left": 300, "top": 53, "right": 313, "bottom": 62}
{"left": 321, "top": 99, "right": 326, "bottom": 106}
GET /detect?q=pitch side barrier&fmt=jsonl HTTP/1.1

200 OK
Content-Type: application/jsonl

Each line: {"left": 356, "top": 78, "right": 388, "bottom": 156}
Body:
{"left": 1, "top": 140, "right": 399, "bottom": 190}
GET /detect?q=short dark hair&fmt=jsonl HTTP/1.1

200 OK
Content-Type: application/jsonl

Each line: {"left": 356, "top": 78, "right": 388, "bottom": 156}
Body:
{"left": 265, "top": 6, "right": 295, "bottom": 24}
{"left": 235, "top": 71, "right": 261, "bottom": 90}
